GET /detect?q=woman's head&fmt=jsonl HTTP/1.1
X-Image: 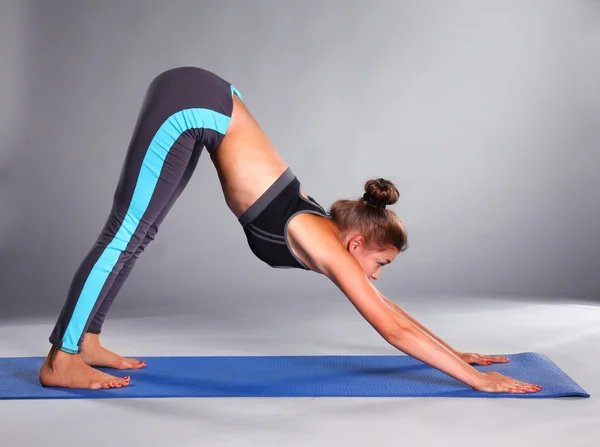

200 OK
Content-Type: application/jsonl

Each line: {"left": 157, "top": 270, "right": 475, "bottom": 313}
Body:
{"left": 329, "top": 178, "right": 408, "bottom": 280}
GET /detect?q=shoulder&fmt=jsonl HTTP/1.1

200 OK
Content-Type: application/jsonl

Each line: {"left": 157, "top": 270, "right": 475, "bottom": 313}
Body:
{"left": 284, "top": 209, "right": 364, "bottom": 285}
{"left": 286, "top": 213, "right": 340, "bottom": 273}
{"left": 286, "top": 213, "right": 398, "bottom": 335}
{"left": 285, "top": 212, "right": 359, "bottom": 280}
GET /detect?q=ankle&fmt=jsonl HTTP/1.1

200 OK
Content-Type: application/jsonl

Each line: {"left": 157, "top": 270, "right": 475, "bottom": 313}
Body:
{"left": 83, "top": 332, "right": 100, "bottom": 346}
{"left": 47, "top": 346, "right": 80, "bottom": 370}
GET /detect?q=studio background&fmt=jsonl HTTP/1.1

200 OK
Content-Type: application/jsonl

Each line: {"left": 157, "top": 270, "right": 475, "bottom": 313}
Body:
{"left": 1, "top": 0, "right": 598, "bottom": 326}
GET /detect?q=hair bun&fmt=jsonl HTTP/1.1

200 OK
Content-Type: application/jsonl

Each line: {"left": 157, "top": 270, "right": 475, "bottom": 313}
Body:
{"left": 364, "top": 178, "right": 400, "bottom": 207}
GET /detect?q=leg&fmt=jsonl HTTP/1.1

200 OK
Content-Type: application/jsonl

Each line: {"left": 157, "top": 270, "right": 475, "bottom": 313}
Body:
{"left": 40, "top": 66, "right": 240, "bottom": 389}
{"left": 41, "top": 125, "right": 200, "bottom": 388}
{"left": 79, "top": 142, "right": 203, "bottom": 370}
{"left": 41, "top": 102, "right": 201, "bottom": 389}
{"left": 86, "top": 140, "right": 204, "bottom": 336}
{"left": 49, "top": 112, "right": 201, "bottom": 355}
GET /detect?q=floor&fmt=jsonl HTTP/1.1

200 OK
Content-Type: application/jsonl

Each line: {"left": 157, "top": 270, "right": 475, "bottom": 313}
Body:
{"left": 0, "top": 295, "right": 598, "bottom": 447}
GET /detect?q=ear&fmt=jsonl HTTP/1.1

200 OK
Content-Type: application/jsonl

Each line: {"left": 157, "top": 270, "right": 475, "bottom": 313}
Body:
{"left": 347, "top": 235, "right": 365, "bottom": 253}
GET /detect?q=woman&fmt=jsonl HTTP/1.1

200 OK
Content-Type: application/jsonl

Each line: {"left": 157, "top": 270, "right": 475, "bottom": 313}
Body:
{"left": 39, "top": 67, "right": 541, "bottom": 394}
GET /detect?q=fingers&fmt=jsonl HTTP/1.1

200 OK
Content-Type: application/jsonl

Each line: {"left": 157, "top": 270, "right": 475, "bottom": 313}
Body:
{"left": 500, "top": 374, "right": 541, "bottom": 393}
{"left": 472, "top": 358, "right": 490, "bottom": 365}
{"left": 481, "top": 355, "right": 510, "bottom": 364}
{"left": 506, "top": 382, "right": 541, "bottom": 394}
{"left": 466, "top": 354, "right": 510, "bottom": 365}
{"left": 475, "top": 373, "right": 542, "bottom": 393}
{"left": 516, "top": 379, "right": 542, "bottom": 392}
{"left": 488, "top": 355, "right": 509, "bottom": 363}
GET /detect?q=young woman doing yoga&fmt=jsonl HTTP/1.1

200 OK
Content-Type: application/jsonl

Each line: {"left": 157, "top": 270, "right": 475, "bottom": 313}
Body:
{"left": 39, "top": 66, "right": 541, "bottom": 394}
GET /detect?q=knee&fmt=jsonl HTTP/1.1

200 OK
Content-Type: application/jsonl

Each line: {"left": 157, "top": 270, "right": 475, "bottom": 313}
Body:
{"left": 132, "top": 224, "right": 159, "bottom": 256}
{"left": 144, "top": 224, "right": 159, "bottom": 244}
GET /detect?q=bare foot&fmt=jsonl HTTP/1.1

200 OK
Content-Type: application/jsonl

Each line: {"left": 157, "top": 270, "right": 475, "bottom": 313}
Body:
{"left": 81, "top": 333, "right": 146, "bottom": 370}
{"left": 39, "top": 347, "right": 130, "bottom": 389}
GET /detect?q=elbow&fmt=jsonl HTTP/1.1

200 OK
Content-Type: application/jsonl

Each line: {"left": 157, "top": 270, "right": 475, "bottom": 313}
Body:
{"left": 380, "top": 320, "right": 417, "bottom": 344}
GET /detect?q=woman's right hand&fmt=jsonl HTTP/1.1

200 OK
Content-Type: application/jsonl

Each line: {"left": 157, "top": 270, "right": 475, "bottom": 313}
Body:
{"left": 472, "top": 371, "right": 542, "bottom": 393}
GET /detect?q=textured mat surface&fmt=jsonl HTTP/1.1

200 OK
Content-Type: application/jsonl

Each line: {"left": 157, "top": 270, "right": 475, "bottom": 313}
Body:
{"left": 0, "top": 352, "right": 589, "bottom": 399}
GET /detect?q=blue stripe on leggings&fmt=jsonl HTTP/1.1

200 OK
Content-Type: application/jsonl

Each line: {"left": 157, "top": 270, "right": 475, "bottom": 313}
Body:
{"left": 61, "top": 107, "right": 233, "bottom": 353}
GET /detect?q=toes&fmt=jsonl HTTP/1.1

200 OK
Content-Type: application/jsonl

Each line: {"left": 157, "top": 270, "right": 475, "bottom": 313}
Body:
{"left": 101, "top": 376, "right": 130, "bottom": 388}
{"left": 117, "top": 358, "right": 146, "bottom": 370}
{"left": 127, "top": 359, "right": 146, "bottom": 369}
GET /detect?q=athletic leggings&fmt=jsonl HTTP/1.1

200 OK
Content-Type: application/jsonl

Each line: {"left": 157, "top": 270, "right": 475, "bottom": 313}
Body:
{"left": 49, "top": 67, "right": 243, "bottom": 354}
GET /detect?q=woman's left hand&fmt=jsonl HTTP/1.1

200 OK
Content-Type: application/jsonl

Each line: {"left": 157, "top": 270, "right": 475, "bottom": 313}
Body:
{"left": 458, "top": 352, "right": 510, "bottom": 365}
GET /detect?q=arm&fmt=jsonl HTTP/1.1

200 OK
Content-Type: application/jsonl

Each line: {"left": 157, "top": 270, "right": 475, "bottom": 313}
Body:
{"left": 371, "top": 284, "right": 459, "bottom": 356}
{"left": 372, "top": 286, "right": 510, "bottom": 365}
{"left": 286, "top": 215, "right": 540, "bottom": 393}
{"left": 298, "top": 229, "right": 482, "bottom": 387}
{"left": 326, "top": 255, "right": 480, "bottom": 386}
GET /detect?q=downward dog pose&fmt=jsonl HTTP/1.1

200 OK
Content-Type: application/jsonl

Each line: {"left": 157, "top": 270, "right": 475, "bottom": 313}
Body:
{"left": 39, "top": 66, "right": 541, "bottom": 394}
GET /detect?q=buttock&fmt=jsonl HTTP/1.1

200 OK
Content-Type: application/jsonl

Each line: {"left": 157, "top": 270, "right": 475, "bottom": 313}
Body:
{"left": 138, "top": 66, "right": 243, "bottom": 154}
{"left": 238, "top": 168, "right": 331, "bottom": 270}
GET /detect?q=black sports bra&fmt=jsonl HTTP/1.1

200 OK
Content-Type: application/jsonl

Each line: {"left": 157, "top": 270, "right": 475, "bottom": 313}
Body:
{"left": 239, "top": 173, "right": 331, "bottom": 270}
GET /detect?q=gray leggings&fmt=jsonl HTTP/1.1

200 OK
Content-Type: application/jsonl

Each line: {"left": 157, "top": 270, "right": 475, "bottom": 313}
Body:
{"left": 49, "top": 67, "right": 242, "bottom": 353}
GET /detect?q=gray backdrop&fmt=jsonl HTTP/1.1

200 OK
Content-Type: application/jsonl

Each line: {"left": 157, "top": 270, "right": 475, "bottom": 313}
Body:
{"left": 1, "top": 0, "right": 599, "bottom": 322}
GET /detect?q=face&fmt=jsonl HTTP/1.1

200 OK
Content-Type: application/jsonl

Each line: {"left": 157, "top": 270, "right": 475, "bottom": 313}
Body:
{"left": 345, "top": 235, "right": 399, "bottom": 281}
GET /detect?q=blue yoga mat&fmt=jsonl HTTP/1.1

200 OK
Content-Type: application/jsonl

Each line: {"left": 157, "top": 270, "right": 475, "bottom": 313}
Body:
{"left": 0, "top": 352, "right": 589, "bottom": 399}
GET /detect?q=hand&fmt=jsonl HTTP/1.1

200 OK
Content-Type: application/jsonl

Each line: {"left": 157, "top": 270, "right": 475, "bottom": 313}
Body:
{"left": 472, "top": 371, "right": 542, "bottom": 394}
{"left": 458, "top": 352, "right": 510, "bottom": 365}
